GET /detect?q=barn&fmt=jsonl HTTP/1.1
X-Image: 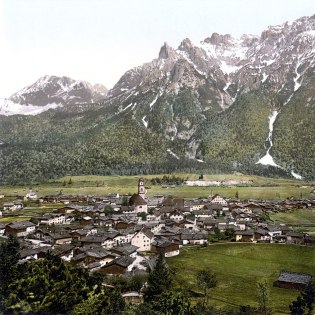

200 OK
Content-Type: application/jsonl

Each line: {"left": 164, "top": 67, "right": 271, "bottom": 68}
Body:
{"left": 274, "top": 271, "right": 313, "bottom": 290}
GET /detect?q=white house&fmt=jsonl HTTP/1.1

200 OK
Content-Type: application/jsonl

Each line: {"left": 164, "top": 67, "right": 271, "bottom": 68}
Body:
{"left": 24, "top": 190, "right": 38, "bottom": 201}
{"left": 5, "top": 221, "right": 36, "bottom": 237}
{"left": 131, "top": 227, "right": 154, "bottom": 251}
{"left": 209, "top": 194, "right": 228, "bottom": 206}
{"left": 39, "top": 213, "right": 66, "bottom": 225}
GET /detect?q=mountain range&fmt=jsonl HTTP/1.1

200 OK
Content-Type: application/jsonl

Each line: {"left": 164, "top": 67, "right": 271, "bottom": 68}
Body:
{"left": 0, "top": 76, "right": 107, "bottom": 116}
{"left": 0, "top": 14, "right": 314, "bottom": 184}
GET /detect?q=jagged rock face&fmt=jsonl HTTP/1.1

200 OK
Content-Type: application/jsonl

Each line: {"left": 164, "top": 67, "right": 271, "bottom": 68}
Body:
{"left": 105, "top": 14, "right": 315, "bottom": 144}
{"left": 9, "top": 75, "right": 108, "bottom": 106}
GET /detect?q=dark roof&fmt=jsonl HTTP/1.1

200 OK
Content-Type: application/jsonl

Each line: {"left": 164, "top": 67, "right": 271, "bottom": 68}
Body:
{"left": 109, "top": 256, "right": 135, "bottom": 268}
{"left": 84, "top": 247, "right": 116, "bottom": 259}
{"left": 87, "top": 262, "right": 101, "bottom": 270}
{"left": 129, "top": 194, "right": 147, "bottom": 206}
{"left": 111, "top": 244, "right": 138, "bottom": 256}
{"left": 287, "top": 232, "right": 304, "bottom": 238}
{"left": 255, "top": 228, "right": 269, "bottom": 236}
{"left": 235, "top": 230, "right": 254, "bottom": 236}
{"left": 278, "top": 272, "right": 312, "bottom": 285}
{"left": 266, "top": 225, "right": 282, "bottom": 232}
{"left": 152, "top": 239, "right": 173, "bottom": 248}
{"left": 52, "top": 244, "right": 74, "bottom": 256}
{"left": 140, "top": 228, "right": 154, "bottom": 239}
{"left": 48, "top": 232, "right": 72, "bottom": 240}
{"left": 7, "top": 221, "right": 36, "bottom": 230}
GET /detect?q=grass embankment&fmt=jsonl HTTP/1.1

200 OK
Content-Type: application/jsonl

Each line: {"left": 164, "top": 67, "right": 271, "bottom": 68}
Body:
{"left": 0, "top": 173, "right": 313, "bottom": 200}
{"left": 0, "top": 204, "right": 61, "bottom": 224}
{"left": 270, "top": 209, "right": 315, "bottom": 235}
{"left": 167, "top": 243, "right": 315, "bottom": 315}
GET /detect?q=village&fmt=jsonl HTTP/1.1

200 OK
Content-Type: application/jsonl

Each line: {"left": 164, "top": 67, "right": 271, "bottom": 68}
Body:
{"left": 0, "top": 177, "right": 314, "bottom": 302}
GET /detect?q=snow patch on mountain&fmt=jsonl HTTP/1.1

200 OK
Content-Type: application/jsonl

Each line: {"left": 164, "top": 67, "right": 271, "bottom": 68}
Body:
{"left": 0, "top": 99, "right": 62, "bottom": 116}
{"left": 149, "top": 94, "right": 160, "bottom": 109}
{"left": 291, "top": 170, "right": 303, "bottom": 180}
{"left": 167, "top": 149, "right": 179, "bottom": 159}
{"left": 257, "top": 111, "right": 281, "bottom": 167}
{"left": 142, "top": 115, "right": 148, "bottom": 128}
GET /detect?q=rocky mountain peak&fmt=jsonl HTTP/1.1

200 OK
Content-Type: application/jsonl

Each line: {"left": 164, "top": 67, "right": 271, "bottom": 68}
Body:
{"left": 205, "top": 32, "right": 234, "bottom": 46}
{"left": 9, "top": 75, "right": 107, "bottom": 107}
{"left": 178, "top": 38, "right": 193, "bottom": 51}
{"left": 158, "top": 42, "right": 177, "bottom": 59}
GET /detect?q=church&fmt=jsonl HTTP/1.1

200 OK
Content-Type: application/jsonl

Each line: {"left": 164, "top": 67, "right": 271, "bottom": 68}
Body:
{"left": 125, "top": 178, "right": 148, "bottom": 214}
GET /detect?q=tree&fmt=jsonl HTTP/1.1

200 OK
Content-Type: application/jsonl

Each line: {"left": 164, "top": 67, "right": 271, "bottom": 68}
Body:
{"left": 122, "top": 196, "right": 129, "bottom": 206}
{"left": 0, "top": 235, "right": 20, "bottom": 297}
{"left": 257, "top": 280, "right": 270, "bottom": 315}
{"left": 196, "top": 269, "right": 217, "bottom": 306}
{"left": 144, "top": 253, "right": 173, "bottom": 302}
{"left": 137, "top": 212, "right": 148, "bottom": 221}
{"left": 290, "top": 281, "right": 315, "bottom": 315}
{"left": 104, "top": 205, "right": 115, "bottom": 216}
{"left": 72, "top": 288, "right": 125, "bottom": 315}
{"left": 3, "top": 254, "right": 104, "bottom": 314}
{"left": 150, "top": 291, "right": 193, "bottom": 315}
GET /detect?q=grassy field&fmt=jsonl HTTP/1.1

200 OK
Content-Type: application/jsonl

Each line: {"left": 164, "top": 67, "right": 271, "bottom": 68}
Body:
{"left": 0, "top": 173, "right": 313, "bottom": 200}
{"left": 0, "top": 205, "right": 61, "bottom": 224}
{"left": 270, "top": 209, "right": 315, "bottom": 235}
{"left": 166, "top": 244, "right": 315, "bottom": 315}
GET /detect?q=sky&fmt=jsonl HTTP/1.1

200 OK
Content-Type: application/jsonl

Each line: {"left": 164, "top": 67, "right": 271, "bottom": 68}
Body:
{"left": 0, "top": 0, "right": 315, "bottom": 98}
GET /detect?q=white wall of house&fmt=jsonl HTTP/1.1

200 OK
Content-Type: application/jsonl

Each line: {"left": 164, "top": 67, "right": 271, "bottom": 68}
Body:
{"left": 135, "top": 204, "right": 148, "bottom": 213}
{"left": 131, "top": 231, "right": 152, "bottom": 251}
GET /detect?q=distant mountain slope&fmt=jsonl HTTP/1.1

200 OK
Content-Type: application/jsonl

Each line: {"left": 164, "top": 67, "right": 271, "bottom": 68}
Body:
{"left": 0, "top": 14, "right": 314, "bottom": 184}
{"left": 0, "top": 75, "right": 107, "bottom": 116}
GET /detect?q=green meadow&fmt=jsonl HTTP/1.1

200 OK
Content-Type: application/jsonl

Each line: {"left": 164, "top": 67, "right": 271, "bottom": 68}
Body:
{"left": 270, "top": 208, "right": 315, "bottom": 235}
{"left": 0, "top": 173, "right": 313, "bottom": 200}
{"left": 166, "top": 243, "right": 315, "bottom": 315}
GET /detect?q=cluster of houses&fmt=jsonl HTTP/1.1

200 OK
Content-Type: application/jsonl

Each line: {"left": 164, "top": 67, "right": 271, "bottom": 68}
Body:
{"left": 1, "top": 178, "right": 315, "bottom": 278}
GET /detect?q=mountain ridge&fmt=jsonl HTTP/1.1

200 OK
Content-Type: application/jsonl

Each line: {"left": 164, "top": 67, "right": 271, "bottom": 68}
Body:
{"left": 0, "top": 75, "right": 108, "bottom": 116}
{"left": 0, "top": 14, "right": 314, "bottom": 183}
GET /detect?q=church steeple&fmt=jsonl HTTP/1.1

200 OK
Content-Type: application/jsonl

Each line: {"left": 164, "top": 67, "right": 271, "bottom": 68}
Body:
{"left": 138, "top": 177, "right": 146, "bottom": 199}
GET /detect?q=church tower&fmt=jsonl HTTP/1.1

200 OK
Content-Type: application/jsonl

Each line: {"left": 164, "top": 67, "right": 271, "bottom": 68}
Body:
{"left": 138, "top": 177, "right": 146, "bottom": 199}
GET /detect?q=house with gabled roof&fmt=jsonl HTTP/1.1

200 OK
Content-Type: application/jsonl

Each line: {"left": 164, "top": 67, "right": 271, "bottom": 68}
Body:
{"left": 5, "top": 220, "right": 36, "bottom": 237}
{"left": 3, "top": 203, "right": 17, "bottom": 212}
{"left": 151, "top": 238, "right": 179, "bottom": 257}
{"left": 266, "top": 225, "right": 282, "bottom": 242}
{"left": 286, "top": 232, "right": 304, "bottom": 244}
{"left": 110, "top": 243, "right": 139, "bottom": 258}
{"left": 169, "top": 209, "right": 184, "bottom": 222}
{"left": 72, "top": 246, "right": 118, "bottom": 267}
{"left": 81, "top": 231, "right": 122, "bottom": 249}
{"left": 131, "top": 227, "right": 154, "bottom": 251}
{"left": 235, "top": 229, "right": 255, "bottom": 242}
{"left": 51, "top": 244, "right": 74, "bottom": 261}
{"left": 180, "top": 229, "right": 208, "bottom": 246}
{"left": 209, "top": 194, "right": 228, "bottom": 206}
{"left": 46, "top": 231, "right": 73, "bottom": 245}
{"left": 38, "top": 213, "right": 66, "bottom": 225}
{"left": 254, "top": 228, "right": 271, "bottom": 242}
{"left": 99, "top": 256, "right": 136, "bottom": 275}
{"left": 274, "top": 271, "right": 313, "bottom": 290}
